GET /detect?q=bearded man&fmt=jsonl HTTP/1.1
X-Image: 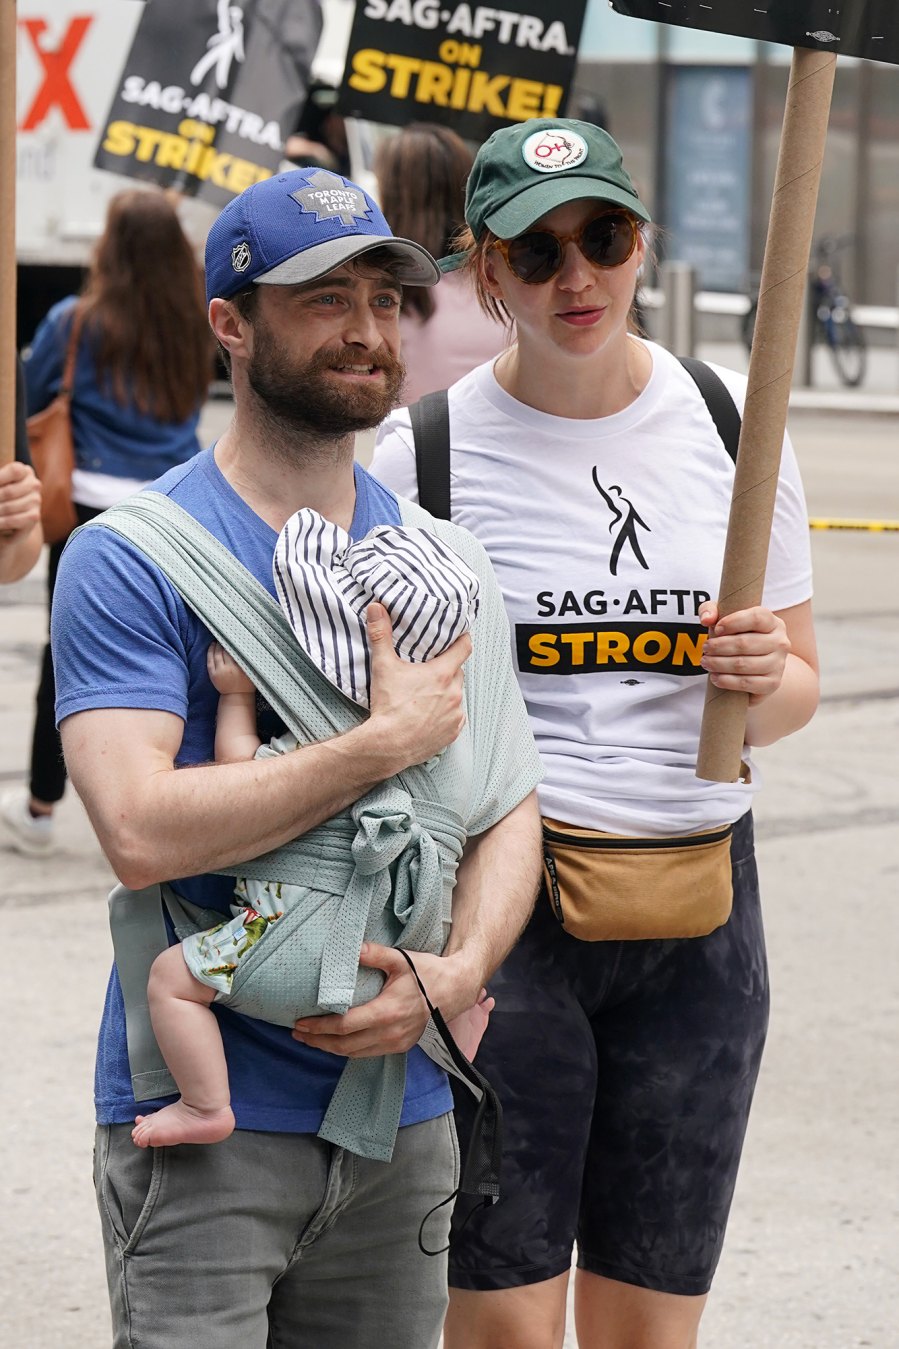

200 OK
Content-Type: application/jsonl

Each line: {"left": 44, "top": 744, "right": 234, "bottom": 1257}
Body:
{"left": 51, "top": 169, "right": 542, "bottom": 1349}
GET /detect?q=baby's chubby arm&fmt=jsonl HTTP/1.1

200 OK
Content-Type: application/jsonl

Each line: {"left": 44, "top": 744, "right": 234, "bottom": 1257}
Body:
{"left": 207, "top": 642, "right": 263, "bottom": 763}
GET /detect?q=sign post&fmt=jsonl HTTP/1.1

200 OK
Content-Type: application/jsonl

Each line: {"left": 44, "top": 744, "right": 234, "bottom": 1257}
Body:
{"left": 1, "top": 0, "right": 16, "bottom": 469}
{"left": 694, "top": 45, "right": 834, "bottom": 782}
{"left": 611, "top": 1, "right": 899, "bottom": 782}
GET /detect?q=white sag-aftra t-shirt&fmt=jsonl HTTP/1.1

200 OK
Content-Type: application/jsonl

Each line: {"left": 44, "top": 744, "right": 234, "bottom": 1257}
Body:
{"left": 371, "top": 341, "right": 813, "bottom": 837}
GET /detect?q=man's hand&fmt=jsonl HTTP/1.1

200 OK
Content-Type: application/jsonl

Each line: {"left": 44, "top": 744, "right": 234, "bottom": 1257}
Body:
{"left": 0, "top": 461, "right": 41, "bottom": 539}
{"left": 365, "top": 602, "right": 470, "bottom": 771}
{"left": 445, "top": 990, "right": 495, "bottom": 1061}
{"left": 699, "top": 602, "right": 791, "bottom": 705}
{"left": 292, "top": 942, "right": 486, "bottom": 1059}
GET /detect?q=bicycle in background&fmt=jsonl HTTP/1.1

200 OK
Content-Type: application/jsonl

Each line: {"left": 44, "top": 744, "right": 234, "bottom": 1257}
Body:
{"left": 742, "top": 235, "right": 867, "bottom": 388}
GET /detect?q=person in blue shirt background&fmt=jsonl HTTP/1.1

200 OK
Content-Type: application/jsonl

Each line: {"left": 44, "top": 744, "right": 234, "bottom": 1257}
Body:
{"left": 1, "top": 188, "right": 213, "bottom": 856}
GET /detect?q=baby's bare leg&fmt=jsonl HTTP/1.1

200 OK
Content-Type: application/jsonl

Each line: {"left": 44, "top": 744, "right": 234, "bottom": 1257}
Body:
{"left": 131, "top": 945, "right": 236, "bottom": 1148}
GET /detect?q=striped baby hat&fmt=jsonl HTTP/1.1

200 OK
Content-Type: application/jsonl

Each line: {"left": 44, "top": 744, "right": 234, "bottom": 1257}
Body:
{"left": 273, "top": 509, "right": 480, "bottom": 708}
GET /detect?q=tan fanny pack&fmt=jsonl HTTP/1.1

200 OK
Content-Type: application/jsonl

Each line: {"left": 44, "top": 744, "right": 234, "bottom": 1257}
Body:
{"left": 541, "top": 817, "right": 734, "bottom": 942}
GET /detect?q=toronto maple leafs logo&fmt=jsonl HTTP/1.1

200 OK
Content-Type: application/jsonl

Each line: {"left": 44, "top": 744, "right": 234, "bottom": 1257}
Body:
{"left": 290, "top": 170, "right": 372, "bottom": 228}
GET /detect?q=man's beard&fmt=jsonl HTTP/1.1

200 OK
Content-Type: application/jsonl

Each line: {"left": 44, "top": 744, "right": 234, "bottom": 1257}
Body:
{"left": 246, "top": 321, "right": 406, "bottom": 443}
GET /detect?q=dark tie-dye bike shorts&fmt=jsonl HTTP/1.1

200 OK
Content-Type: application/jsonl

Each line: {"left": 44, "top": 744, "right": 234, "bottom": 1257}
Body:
{"left": 449, "top": 812, "right": 768, "bottom": 1297}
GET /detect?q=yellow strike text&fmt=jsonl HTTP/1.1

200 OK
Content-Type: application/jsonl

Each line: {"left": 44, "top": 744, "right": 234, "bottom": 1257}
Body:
{"left": 348, "top": 48, "right": 563, "bottom": 120}
{"left": 101, "top": 118, "right": 274, "bottom": 193}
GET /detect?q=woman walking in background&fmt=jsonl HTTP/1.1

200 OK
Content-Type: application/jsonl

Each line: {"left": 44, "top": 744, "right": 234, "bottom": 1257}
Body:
{"left": 375, "top": 123, "right": 508, "bottom": 402}
{"left": 1, "top": 189, "right": 213, "bottom": 855}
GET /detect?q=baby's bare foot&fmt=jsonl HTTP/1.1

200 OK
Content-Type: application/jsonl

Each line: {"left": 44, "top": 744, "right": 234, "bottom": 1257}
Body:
{"left": 132, "top": 1100, "right": 235, "bottom": 1148}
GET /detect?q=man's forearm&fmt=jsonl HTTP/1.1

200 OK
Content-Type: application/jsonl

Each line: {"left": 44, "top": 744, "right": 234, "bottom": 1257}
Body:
{"left": 438, "top": 791, "right": 542, "bottom": 1018}
{"left": 63, "top": 609, "right": 469, "bottom": 889}
{"left": 65, "top": 715, "right": 413, "bottom": 889}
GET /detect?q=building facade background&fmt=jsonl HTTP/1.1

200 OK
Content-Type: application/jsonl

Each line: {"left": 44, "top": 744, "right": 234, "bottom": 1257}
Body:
{"left": 570, "top": 4, "right": 899, "bottom": 305}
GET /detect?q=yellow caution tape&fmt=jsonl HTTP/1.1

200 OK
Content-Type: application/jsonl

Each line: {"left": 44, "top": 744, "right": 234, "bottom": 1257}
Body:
{"left": 808, "top": 519, "right": 899, "bottom": 532}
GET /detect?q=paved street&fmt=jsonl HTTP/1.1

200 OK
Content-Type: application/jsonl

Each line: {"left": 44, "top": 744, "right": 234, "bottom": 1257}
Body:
{"left": 1, "top": 397, "right": 897, "bottom": 1348}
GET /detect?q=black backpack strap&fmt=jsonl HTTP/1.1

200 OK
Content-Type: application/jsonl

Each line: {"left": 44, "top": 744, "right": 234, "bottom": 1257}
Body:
{"left": 408, "top": 368, "right": 737, "bottom": 513}
{"left": 409, "top": 389, "right": 452, "bottom": 520}
{"left": 678, "top": 357, "right": 742, "bottom": 466}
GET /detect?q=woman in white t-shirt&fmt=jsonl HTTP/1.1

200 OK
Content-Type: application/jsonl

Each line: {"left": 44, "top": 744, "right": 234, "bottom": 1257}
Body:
{"left": 371, "top": 118, "right": 819, "bottom": 1349}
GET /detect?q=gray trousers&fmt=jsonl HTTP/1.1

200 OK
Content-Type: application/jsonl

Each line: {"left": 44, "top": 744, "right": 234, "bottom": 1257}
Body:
{"left": 94, "top": 1114, "right": 458, "bottom": 1348}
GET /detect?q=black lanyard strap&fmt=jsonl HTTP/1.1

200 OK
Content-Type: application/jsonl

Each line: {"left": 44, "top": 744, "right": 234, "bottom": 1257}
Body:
{"left": 398, "top": 950, "right": 505, "bottom": 1255}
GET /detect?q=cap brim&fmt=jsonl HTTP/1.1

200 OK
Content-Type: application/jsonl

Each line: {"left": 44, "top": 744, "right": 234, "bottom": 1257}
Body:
{"left": 437, "top": 250, "right": 470, "bottom": 274}
{"left": 256, "top": 235, "right": 440, "bottom": 287}
{"left": 486, "top": 177, "right": 652, "bottom": 239}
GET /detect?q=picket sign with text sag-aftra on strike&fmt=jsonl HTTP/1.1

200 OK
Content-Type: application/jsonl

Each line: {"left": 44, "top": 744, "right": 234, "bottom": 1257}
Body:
{"left": 93, "top": 0, "right": 322, "bottom": 206}
{"left": 339, "top": 0, "right": 589, "bottom": 141}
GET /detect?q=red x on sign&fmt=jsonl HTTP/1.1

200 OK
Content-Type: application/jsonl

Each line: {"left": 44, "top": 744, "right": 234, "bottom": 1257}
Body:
{"left": 19, "top": 16, "right": 93, "bottom": 132}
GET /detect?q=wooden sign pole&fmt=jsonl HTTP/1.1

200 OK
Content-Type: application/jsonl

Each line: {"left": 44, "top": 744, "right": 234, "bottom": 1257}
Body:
{"left": 0, "top": 0, "right": 16, "bottom": 469}
{"left": 696, "top": 47, "right": 836, "bottom": 782}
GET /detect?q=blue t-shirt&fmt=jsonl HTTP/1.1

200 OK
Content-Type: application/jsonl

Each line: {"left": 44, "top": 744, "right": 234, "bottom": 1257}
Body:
{"left": 53, "top": 448, "right": 452, "bottom": 1131}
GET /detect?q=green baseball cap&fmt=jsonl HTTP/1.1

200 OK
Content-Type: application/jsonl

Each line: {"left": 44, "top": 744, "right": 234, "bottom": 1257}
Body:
{"left": 441, "top": 118, "right": 651, "bottom": 272}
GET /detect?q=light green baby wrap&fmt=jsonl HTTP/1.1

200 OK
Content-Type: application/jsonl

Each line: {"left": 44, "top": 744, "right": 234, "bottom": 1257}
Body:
{"left": 94, "top": 491, "right": 541, "bottom": 1162}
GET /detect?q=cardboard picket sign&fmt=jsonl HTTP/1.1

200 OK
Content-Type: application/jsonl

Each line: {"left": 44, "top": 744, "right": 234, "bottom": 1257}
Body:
{"left": 612, "top": 2, "right": 899, "bottom": 782}
{"left": 93, "top": 0, "right": 322, "bottom": 208}
{"left": 1, "top": 0, "right": 16, "bottom": 469}
{"left": 339, "top": 0, "right": 589, "bottom": 142}
{"left": 693, "top": 46, "right": 835, "bottom": 782}
{"left": 611, "top": 1, "right": 899, "bottom": 64}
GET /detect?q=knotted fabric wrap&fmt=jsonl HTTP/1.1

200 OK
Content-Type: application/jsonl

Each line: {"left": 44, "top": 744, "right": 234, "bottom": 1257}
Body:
{"left": 321, "top": 784, "right": 453, "bottom": 1011}
{"left": 273, "top": 508, "right": 480, "bottom": 708}
{"left": 89, "top": 492, "right": 466, "bottom": 1162}
{"left": 217, "top": 782, "right": 465, "bottom": 1159}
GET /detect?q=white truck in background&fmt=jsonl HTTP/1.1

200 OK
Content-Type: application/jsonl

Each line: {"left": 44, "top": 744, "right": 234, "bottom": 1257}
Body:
{"left": 15, "top": 0, "right": 361, "bottom": 345}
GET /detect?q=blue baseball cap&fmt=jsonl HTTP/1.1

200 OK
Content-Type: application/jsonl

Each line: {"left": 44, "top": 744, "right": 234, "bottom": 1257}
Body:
{"left": 204, "top": 167, "right": 440, "bottom": 305}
